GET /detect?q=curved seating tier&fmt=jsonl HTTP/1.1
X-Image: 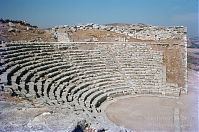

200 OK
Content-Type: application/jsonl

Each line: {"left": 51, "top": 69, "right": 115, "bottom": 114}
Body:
{"left": 0, "top": 42, "right": 179, "bottom": 113}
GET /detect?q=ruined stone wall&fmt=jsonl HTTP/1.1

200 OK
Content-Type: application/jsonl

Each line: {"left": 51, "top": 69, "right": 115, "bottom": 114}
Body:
{"left": 53, "top": 41, "right": 188, "bottom": 95}
{"left": 94, "top": 42, "right": 187, "bottom": 95}
{"left": 112, "top": 25, "right": 186, "bottom": 41}
{"left": 149, "top": 39, "right": 187, "bottom": 94}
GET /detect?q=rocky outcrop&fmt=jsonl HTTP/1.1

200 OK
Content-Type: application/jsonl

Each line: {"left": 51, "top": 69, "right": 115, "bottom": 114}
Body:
{"left": 52, "top": 23, "right": 186, "bottom": 42}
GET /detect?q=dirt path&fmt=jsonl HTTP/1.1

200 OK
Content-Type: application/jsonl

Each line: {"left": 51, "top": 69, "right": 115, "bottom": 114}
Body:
{"left": 57, "top": 32, "right": 70, "bottom": 42}
{"left": 105, "top": 69, "right": 199, "bottom": 131}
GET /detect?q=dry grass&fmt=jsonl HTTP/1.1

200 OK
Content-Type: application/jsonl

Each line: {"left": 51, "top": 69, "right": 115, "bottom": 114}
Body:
{"left": 4, "top": 23, "right": 56, "bottom": 42}
{"left": 69, "top": 29, "right": 142, "bottom": 42}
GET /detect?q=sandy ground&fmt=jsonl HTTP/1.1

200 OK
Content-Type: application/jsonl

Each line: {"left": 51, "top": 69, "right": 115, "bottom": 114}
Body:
{"left": 106, "top": 69, "right": 199, "bottom": 131}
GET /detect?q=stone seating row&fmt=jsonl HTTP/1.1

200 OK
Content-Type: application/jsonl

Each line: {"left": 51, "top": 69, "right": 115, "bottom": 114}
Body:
{"left": 1, "top": 46, "right": 54, "bottom": 56}
{"left": 9, "top": 57, "right": 63, "bottom": 85}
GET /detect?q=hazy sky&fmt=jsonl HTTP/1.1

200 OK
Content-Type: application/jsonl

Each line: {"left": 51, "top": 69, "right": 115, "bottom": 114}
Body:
{"left": 0, "top": 0, "right": 198, "bottom": 36}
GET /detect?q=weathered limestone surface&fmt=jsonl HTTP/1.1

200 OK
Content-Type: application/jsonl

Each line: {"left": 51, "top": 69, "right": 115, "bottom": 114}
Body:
{"left": 0, "top": 24, "right": 187, "bottom": 131}
{"left": 0, "top": 41, "right": 187, "bottom": 109}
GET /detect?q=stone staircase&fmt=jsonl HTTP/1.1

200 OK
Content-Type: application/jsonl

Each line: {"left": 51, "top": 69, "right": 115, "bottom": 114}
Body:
{"left": 0, "top": 42, "right": 181, "bottom": 114}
